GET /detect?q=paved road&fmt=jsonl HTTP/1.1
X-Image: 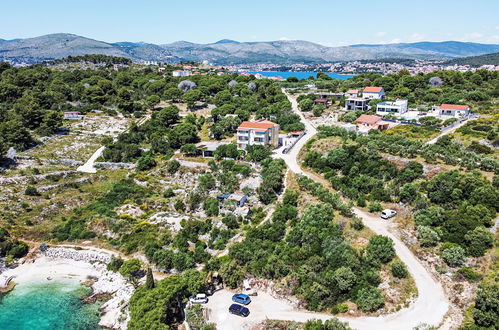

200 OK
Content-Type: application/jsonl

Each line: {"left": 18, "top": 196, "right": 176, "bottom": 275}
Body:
{"left": 261, "top": 90, "right": 449, "bottom": 329}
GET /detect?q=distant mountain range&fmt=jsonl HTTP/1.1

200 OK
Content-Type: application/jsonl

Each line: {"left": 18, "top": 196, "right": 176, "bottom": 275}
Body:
{"left": 2, "top": 33, "right": 499, "bottom": 65}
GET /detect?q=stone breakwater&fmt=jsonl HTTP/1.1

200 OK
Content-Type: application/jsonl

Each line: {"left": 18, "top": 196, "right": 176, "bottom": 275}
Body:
{"left": 43, "top": 247, "right": 113, "bottom": 263}
{"left": 41, "top": 247, "right": 133, "bottom": 329}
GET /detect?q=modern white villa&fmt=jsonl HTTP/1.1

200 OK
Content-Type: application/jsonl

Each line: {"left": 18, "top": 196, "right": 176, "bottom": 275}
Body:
{"left": 236, "top": 119, "right": 280, "bottom": 150}
{"left": 362, "top": 86, "right": 385, "bottom": 100}
{"left": 376, "top": 99, "right": 408, "bottom": 115}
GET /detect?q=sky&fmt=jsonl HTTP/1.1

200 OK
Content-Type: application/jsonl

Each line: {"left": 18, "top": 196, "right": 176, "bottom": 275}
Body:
{"left": 1, "top": 0, "right": 498, "bottom": 46}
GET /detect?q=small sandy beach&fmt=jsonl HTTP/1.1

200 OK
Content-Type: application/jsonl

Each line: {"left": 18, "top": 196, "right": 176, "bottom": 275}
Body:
{"left": 0, "top": 247, "right": 135, "bottom": 329}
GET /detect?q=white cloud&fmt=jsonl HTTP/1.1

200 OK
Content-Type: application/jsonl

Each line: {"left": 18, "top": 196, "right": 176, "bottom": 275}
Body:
{"left": 495, "top": 25, "right": 499, "bottom": 30}
{"left": 279, "top": 36, "right": 290, "bottom": 41}
{"left": 375, "top": 32, "right": 387, "bottom": 37}
{"left": 409, "top": 33, "right": 425, "bottom": 41}
{"left": 460, "top": 32, "right": 484, "bottom": 41}
{"left": 387, "top": 38, "right": 402, "bottom": 44}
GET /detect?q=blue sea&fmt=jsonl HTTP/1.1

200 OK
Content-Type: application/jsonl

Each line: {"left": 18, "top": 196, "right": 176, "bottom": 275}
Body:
{"left": 246, "top": 71, "right": 354, "bottom": 80}
{"left": 0, "top": 279, "right": 102, "bottom": 330}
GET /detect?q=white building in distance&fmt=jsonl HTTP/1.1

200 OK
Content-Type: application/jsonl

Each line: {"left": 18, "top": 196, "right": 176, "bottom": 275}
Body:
{"left": 376, "top": 99, "right": 408, "bottom": 115}
{"left": 172, "top": 70, "right": 192, "bottom": 77}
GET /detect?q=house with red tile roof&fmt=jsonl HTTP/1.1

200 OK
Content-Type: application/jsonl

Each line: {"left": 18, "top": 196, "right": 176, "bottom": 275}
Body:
{"left": 314, "top": 98, "right": 332, "bottom": 106}
{"left": 432, "top": 104, "right": 470, "bottom": 118}
{"left": 362, "top": 86, "right": 385, "bottom": 100}
{"left": 237, "top": 119, "right": 280, "bottom": 150}
{"left": 355, "top": 114, "right": 389, "bottom": 132}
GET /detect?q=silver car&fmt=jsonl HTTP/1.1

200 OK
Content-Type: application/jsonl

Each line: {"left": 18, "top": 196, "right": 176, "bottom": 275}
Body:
{"left": 380, "top": 209, "right": 397, "bottom": 219}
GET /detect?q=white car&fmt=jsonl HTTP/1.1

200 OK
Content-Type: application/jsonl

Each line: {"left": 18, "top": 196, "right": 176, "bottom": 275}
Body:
{"left": 189, "top": 293, "right": 208, "bottom": 304}
{"left": 380, "top": 209, "right": 397, "bottom": 219}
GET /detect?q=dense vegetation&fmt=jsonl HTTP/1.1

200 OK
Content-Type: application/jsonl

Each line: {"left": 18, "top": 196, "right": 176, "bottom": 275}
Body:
{"left": 304, "top": 127, "right": 498, "bottom": 266}
{"left": 283, "top": 69, "right": 499, "bottom": 113}
{"left": 0, "top": 59, "right": 302, "bottom": 160}
{"left": 0, "top": 228, "right": 29, "bottom": 264}
{"left": 443, "top": 52, "right": 499, "bottom": 66}
{"left": 128, "top": 270, "right": 206, "bottom": 330}
{"left": 225, "top": 187, "right": 396, "bottom": 312}
{"left": 315, "top": 126, "right": 498, "bottom": 173}
{"left": 44, "top": 54, "right": 133, "bottom": 66}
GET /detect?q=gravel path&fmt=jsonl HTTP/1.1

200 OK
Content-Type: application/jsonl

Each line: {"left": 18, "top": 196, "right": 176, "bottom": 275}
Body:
{"left": 425, "top": 117, "right": 476, "bottom": 145}
{"left": 77, "top": 146, "right": 105, "bottom": 173}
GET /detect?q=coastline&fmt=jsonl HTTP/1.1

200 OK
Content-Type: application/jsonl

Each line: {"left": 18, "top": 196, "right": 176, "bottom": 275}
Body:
{"left": 0, "top": 247, "right": 134, "bottom": 329}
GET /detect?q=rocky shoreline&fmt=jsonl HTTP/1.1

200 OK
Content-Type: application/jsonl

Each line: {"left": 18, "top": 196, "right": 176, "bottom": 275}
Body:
{"left": 0, "top": 246, "right": 135, "bottom": 329}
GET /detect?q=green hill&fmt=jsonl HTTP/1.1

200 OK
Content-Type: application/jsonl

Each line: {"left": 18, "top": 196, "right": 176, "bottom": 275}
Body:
{"left": 444, "top": 52, "right": 499, "bottom": 66}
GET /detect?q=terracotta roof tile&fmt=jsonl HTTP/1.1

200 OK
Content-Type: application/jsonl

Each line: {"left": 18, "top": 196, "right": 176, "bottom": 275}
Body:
{"left": 238, "top": 121, "right": 278, "bottom": 130}
{"left": 356, "top": 114, "right": 382, "bottom": 125}
{"left": 363, "top": 87, "right": 383, "bottom": 93}
{"left": 440, "top": 104, "right": 469, "bottom": 110}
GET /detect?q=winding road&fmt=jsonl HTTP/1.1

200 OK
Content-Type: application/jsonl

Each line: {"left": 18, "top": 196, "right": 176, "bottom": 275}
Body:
{"left": 277, "top": 91, "right": 449, "bottom": 329}
{"left": 206, "top": 91, "right": 450, "bottom": 330}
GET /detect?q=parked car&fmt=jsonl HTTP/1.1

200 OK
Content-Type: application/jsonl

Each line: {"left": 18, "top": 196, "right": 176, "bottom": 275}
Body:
{"left": 189, "top": 293, "right": 208, "bottom": 304}
{"left": 232, "top": 293, "right": 251, "bottom": 305}
{"left": 229, "top": 303, "right": 250, "bottom": 317}
{"left": 380, "top": 209, "right": 397, "bottom": 219}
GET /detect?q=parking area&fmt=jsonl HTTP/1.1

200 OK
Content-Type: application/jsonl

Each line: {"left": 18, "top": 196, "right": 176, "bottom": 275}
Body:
{"left": 204, "top": 289, "right": 300, "bottom": 330}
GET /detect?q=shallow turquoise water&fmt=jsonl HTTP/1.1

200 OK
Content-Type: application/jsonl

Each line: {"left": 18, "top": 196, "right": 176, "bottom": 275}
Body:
{"left": 0, "top": 279, "right": 102, "bottom": 330}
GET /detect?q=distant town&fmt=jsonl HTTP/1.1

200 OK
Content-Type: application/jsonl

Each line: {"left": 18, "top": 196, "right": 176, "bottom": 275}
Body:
{"left": 231, "top": 60, "right": 499, "bottom": 76}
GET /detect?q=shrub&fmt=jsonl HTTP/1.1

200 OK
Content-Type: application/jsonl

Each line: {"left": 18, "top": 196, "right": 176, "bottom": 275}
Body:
{"left": 166, "top": 160, "right": 181, "bottom": 174}
{"left": 174, "top": 200, "right": 186, "bottom": 212}
{"left": 304, "top": 318, "right": 351, "bottom": 330}
{"left": 25, "top": 185, "right": 39, "bottom": 196}
{"left": 334, "top": 266, "right": 356, "bottom": 292}
{"left": 464, "top": 226, "right": 494, "bottom": 257}
{"left": 107, "top": 255, "right": 124, "bottom": 272}
{"left": 119, "top": 259, "right": 142, "bottom": 278}
{"left": 203, "top": 197, "right": 219, "bottom": 217}
{"left": 356, "top": 286, "right": 384, "bottom": 312}
{"left": 163, "top": 188, "right": 175, "bottom": 198}
{"left": 441, "top": 246, "right": 466, "bottom": 267}
{"left": 416, "top": 225, "right": 440, "bottom": 247}
{"left": 456, "top": 267, "right": 482, "bottom": 283}
{"left": 136, "top": 153, "right": 156, "bottom": 171}
{"left": 472, "top": 284, "right": 499, "bottom": 328}
{"left": 365, "top": 235, "right": 395, "bottom": 266}
{"left": 367, "top": 202, "right": 382, "bottom": 213}
{"left": 391, "top": 261, "right": 408, "bottom": 279}
{"left": 351, "top": 217, "right": 364, "bottom": 231}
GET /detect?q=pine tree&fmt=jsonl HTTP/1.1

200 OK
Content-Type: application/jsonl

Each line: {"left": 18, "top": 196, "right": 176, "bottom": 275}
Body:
{"left": 146, "top": 267, "right": 155, "bottom": 289}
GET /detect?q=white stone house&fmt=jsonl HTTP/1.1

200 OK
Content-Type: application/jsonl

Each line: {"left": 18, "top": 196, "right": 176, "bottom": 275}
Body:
{"left": 362, "top": 87, "right": 385, "bottom": 100}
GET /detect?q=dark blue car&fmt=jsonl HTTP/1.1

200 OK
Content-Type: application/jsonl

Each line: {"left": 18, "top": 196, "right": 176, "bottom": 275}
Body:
{"left": 229, "top": 303, "right": 250, "bottom": 317}
{"left": 232, "top": 293, "right": 251, "bottom": 305}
